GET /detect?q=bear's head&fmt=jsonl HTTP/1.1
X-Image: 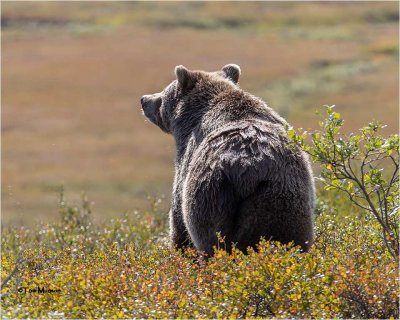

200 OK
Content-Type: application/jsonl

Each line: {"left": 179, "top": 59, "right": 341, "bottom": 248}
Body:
{"left": 140, "top": 64, "right": 241, "bottom": 134}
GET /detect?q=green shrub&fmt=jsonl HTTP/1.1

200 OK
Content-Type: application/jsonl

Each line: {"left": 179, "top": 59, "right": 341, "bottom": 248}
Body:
{"left": 289, "top": 105, "right": 399, "bottom": 259}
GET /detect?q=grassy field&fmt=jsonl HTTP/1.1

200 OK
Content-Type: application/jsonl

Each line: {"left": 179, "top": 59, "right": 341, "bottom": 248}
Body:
{"left": 2, "top": 2, "right": 399, "bottom": 225}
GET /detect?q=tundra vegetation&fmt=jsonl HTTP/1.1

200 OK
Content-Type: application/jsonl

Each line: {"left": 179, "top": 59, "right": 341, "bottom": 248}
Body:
{"left": 1, "top": 108, "right": 398, "bottom": 318}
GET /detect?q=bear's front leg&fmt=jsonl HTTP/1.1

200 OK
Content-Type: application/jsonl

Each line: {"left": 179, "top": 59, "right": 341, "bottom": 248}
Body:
{"left": 169, "top": 207, "right": 192, "bottom": 249}
{"left": 170, "top": 169, "right": 193, "bottom": 249}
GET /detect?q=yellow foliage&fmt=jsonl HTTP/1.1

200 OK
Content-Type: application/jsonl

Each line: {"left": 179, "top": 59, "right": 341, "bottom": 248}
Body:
{"left": 1, "top": 197, "right": 398, "bottom": 318}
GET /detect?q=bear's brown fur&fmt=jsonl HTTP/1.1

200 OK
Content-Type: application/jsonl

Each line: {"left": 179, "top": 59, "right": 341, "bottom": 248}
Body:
{"left": 140, "top": 64, "right": 315, "bottom": 256}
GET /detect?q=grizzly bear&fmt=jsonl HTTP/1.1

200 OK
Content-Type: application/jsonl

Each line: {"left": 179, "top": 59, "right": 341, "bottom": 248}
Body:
{"left": 140, "top": 64, "right": 315, "bottom": 256}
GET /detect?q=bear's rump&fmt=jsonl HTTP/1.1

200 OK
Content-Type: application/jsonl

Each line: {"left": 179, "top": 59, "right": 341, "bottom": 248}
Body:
{"left": 232, "top": 179, "right": 314, "bottom": 252}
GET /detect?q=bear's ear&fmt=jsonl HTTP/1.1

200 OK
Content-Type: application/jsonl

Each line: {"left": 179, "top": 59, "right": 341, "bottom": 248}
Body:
{"left": 221, "top": 64, "right": 241, "bottom": 84}
{"left": 175, "top": 65, "right": 195, "bottom": 91}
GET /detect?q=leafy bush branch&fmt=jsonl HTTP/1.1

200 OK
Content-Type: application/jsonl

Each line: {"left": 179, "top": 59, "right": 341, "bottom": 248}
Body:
{"left": 289, "top": 106, "right": 399, "bottom": 259}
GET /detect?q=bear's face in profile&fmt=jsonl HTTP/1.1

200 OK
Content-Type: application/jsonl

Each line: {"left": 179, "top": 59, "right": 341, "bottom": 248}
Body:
{"left": 140, "top": 64, "right": 241, "bottom": 134}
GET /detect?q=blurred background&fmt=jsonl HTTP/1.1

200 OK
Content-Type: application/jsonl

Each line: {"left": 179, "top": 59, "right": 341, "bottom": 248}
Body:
{"left": 2, "top": 2, "right": 398, "bottom": 226}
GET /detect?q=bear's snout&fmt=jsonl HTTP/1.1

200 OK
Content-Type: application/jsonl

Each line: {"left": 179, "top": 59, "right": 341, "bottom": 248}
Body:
{"left": 140, "top": 95, "right": 154, "bottom": 114}
{"left": 140, "top": 95, "right": 150, "bottom": 107}
{"left": 140, "top": 94, "right": 161, "bottom": 110}
{"left": 140, "top": 93, "right": 163, "bottom": 125}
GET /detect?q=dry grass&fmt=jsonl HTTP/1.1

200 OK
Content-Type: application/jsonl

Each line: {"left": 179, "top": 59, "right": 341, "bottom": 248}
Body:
{"left": 2, "top": 2, "right": 398, "bottom": 225}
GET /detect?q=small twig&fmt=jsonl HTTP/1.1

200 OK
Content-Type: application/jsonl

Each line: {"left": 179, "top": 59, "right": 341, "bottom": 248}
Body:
{"left": 1, "top": 257, "right": 25, "bottom": 290}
